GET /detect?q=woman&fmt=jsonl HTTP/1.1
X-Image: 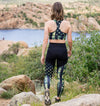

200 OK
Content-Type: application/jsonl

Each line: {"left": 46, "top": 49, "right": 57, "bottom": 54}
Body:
{"left": 41, "top": 2, "right": 72, "bottom": 105}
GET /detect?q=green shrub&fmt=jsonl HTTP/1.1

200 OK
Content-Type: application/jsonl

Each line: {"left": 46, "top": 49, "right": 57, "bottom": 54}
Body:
{"left": 37, "top": 11, "right": 42, "bottom": 13}
{"left": 9, "top": 43, "right": 20, "bottom": 54}
{"left": 33, "top": 15, "right": 37, "bottom": 18}
{"left": 85, "top": 12, "right": 100, "bottom": 18}
{"left": 18, "top": 14, "right": 20, "bottom": 17}
{"left": 86, "top": 6, "right": 89, "bottom": 10}
{"left": 13, "top": 14, "right": 16, "bottom": 18}
{"left": 67, "top": 13, "right": 71, "bottom": 18}
{"left": 0, "top": 89, "right": 17, "bottom": 99}
{"left": 32, "top": 21, "right": 38, "bottom": 27}
{"left": 23, "top": 12, "right": 27, "bottom": 18}
{"left": 65, "top": 30, "right": 100, "bottom": 86}
{"left": 22, "top": 3, "right": 25, "bottom": 6}
{"left": 72, "top": 14, "right": 81, "bottom": 18}
{"left": 64, "top": 15, "right": 67, "bottom": 19}
{"left": 72, "top": 14, "right": 77, "bottom": 18}
{"left": 40, "top": 22, "right": 44, "bottom": 27}
{"left": 0, "top": 47, "right": 45, "bottom": 82}
{"left": 25, "top": 18, "right": 38, "bottom": 27}
{"left": 1, "top": 52, "right": 16, "bottom": 62}
{"left": 0, "top": 31, "right": 100, "bottom": 87}
{"left": 97, "top": 20, "right": 100, "bottom": 25}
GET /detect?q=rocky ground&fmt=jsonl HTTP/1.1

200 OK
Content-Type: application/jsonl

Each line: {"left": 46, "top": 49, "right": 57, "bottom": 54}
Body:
{"left": 0, "top": 98, "right": 10, "bottom": 106}
{"left": 0, "top": 75, "right": 100, "bottom": 106}
{"left": 0, "top": 1, "right": 100, "bottom": 31}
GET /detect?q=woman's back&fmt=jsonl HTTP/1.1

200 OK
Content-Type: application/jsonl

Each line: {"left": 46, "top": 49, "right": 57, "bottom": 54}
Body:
{"left": 47, "top": 20, "right": 70, "bottom": 34}
{"left": 44, "top": 19, "right": 71, "bottom": 44}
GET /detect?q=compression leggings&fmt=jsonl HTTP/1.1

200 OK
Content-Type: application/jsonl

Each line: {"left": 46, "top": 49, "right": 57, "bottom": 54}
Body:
{"left": 44, "top": 64, "right": 66, "bottom": 97}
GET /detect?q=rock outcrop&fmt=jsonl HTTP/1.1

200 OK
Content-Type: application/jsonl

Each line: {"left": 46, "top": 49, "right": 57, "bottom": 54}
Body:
{"left": 0, "top": 87, "right": 7, "bottom": 95}
{"left": 51, "top": 94, "right": 100, "bottom": 106}
{"left": 9, "top": 92, "right": 40, "bottom": 106}
{"left": 0, "top": 2, "right": 100, "bottom": 31}
{"left": 17, "top": 48, "right": 32, "bottom": 56}
{"left": 0, "top": 75, "right": 36, "bottom": 94}
{"left": 87, "top": 17, "right": 100, "bottom": 30}
{"left": 0, "top": 18, "right": 25, "bottom": 29}
{"left": 67, "top": 16, "right": 100, "bottom": 32}
{"left": 17, "top": 41, "right": 28, "bottom": 48}
{"left": 0, "top": 40, "right": 28, "bottom": 55}
{"left": 0, "top": 40, "right": 16, "bottom": 55}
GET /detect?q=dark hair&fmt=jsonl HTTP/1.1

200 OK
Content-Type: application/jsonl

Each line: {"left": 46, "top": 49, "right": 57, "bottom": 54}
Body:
{"left": 51, "top": 2, "right": 64, "bottom": 20}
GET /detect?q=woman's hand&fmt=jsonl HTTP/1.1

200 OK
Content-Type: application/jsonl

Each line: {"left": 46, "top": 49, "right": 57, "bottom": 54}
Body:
{"left": 41, "top": 55, "right": 45, "bottom": 64}
{"left": 68, "top": 50, "right": 72, "bottom": 57}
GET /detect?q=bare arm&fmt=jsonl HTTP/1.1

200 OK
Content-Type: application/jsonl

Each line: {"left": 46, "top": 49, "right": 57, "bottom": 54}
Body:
{"left": 67, "top": 23, "right": 72, "bottom": 56}
{"left": 67, "top": 25, "right": 72, "bottom": 51}
{"left": 41, "top": 22, "right": 49, "bottom": 64}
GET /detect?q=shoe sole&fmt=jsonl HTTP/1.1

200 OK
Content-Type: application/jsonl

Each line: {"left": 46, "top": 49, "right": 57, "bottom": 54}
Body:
{"left": 44, "top": 90, "right": 51, "bottom": 105}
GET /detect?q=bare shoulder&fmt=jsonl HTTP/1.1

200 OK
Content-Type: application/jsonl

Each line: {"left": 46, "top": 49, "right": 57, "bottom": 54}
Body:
{"left": 62, "top": 20, "right": 71, "bottom": 26}
{"left": 45, "top": 20, "right": 54, "bottom": 25}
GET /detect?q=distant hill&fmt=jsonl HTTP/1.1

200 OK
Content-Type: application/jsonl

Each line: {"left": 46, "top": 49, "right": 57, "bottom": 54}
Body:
{"left": 0, "top": 0, "right": 99, "bottom": 5}
{"left": 0, "top": 1, "right": 100, "bottom": 31}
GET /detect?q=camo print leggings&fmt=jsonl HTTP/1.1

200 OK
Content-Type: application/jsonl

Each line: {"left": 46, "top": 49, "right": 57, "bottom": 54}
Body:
{"left": 44, "top": 43, "right": 68, "bottom": 97}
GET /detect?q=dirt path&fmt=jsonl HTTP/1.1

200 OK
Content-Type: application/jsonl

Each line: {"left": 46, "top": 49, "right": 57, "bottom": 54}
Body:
{"left": 0, "top": 98, "right": 10, "bottom": 106}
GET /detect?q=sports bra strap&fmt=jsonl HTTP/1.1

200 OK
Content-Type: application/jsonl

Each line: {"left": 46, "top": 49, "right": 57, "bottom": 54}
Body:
{"left": 54, "top": 20, "right": 62, "bottom": 29}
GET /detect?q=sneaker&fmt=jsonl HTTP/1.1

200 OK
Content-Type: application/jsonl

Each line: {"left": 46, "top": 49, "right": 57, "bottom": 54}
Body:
{"left": 44, "top": 89, "right": 51, "bottom": 105}
{"left": 55, "top": 97, "right": 61, "bottom": 102}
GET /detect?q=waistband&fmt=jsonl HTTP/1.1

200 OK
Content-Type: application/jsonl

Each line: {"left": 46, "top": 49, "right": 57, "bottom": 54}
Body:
{"left": 49, "top": 43, "right": 66, "bottom": 47}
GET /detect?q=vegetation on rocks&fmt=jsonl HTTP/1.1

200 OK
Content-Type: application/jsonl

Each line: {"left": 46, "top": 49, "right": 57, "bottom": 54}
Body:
{"left": 0, "top": 30, "right": 100, "bottom": 86}
{"left": 65, "top": 30, "right": 100, "bottom": 87}
{"left": 0, "top": 89, "right": 17, "bottom": 99}
{"left": 0, "top": 1, "right": 100, "bottom": 30}
{"left": 0, "top": 31, "right": 100, "bottom": 105}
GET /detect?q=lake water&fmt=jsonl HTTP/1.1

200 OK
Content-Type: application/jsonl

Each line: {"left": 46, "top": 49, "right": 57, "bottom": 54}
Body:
{"left": 0, "top": 29, "right": 86, "bottom": 47}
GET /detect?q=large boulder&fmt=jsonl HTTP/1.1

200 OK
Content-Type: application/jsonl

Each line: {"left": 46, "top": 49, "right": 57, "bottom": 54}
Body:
{"left": 17, "top": 41, "right": 28, "bottom": 48}
{"left": 87, "top": 17, "right": 100, "bottom": 30}
{"left": 0, "top": 40, "right": 28, "bottom": 55}
{"left": 67, "top": 16, "right": 100, "bottom": 32}
{"left": 17, "top": 48, "right": 32, "bottom": 56}
{"left": 71, "top": 19, "right": 79, "bottom": 32}
{"left": 9, "top": 92, "right": 40, "bottom": 106}
{"left": 0, "top": 40, "right": 16, "bottom": 55}
{"left": 78, "top": 15, "right": 88, "bottom": 25}
{"left": 0, "top": 75, "right": 36, "bottom": 94}
{"left": 78, "top": 23, "right": 87, "bottom": 31}
{"left": 51, "top": 94, "right": 100, "bottom": 106}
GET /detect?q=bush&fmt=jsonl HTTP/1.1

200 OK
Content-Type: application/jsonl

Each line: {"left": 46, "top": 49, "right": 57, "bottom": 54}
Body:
{"left": 67, "top": 13, "right": 71, "bottom": 18}
{"left": 9, "top": 43, "right": 20, "bottom": 54}
{"left": 0, "top": 31, "right": 100, "bottom": 87}
{"left": 85, "top": 12, "right": 100, "bottom": 18}
{"left": 97, "top": 20, "right": 100, "bottom": 25}
{"left": 40, "top": 22, "right": 44, "bottom": 27}
{"left": 22, "top": 3, "right": 25, "bottom": 6}
{"left": 1, "top": 52, "right": 16, "bottom": 62}
{"left": 65, "top": 30, "right": 100, "bottom": 86}
{"left": 0, "top": 47, "right": 45, "bottom": 82}
{"left": 0, "top": 89, "right": 18, "bottom": 99}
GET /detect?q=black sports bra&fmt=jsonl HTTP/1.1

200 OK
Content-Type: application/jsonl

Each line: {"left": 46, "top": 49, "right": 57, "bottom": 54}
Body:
{"left": 49, "top": 20, "right": 67, "bottom": 40}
